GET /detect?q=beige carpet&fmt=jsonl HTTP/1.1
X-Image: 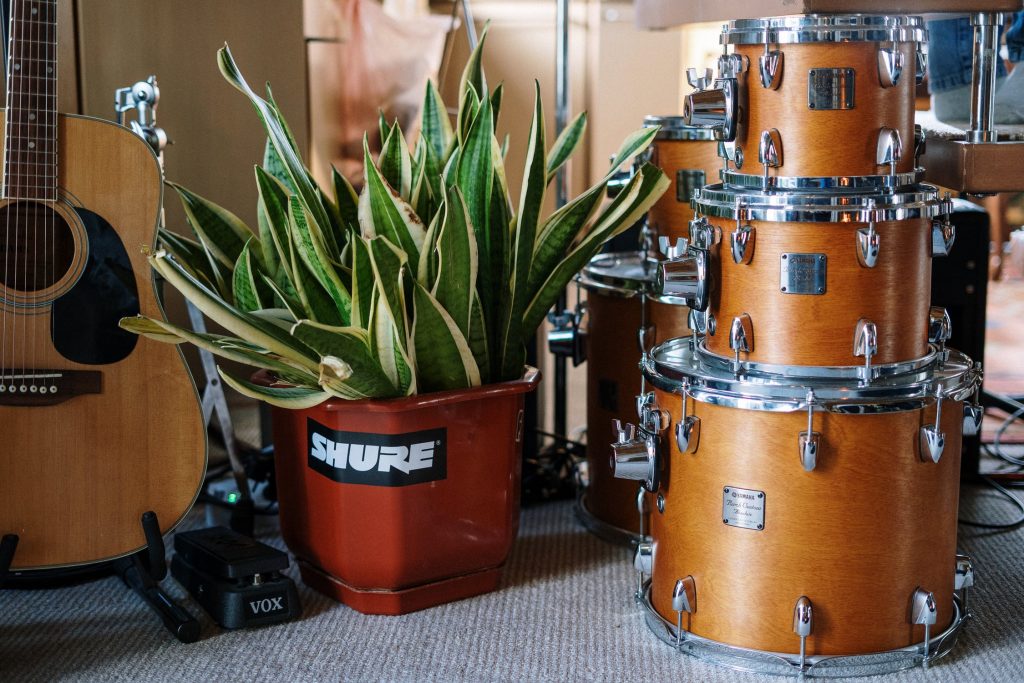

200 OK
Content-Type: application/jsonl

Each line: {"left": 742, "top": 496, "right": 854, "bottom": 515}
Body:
{"left": 2, "top": 490, "right": 1024, "bottom": 683}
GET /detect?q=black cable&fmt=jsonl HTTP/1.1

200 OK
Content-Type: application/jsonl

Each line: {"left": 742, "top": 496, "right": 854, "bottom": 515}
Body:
{"left": 197, "top": 492, "right": 279, "bottom": 516}
{"left": 958, "top": 476, "right": 1024, "bottom": 529}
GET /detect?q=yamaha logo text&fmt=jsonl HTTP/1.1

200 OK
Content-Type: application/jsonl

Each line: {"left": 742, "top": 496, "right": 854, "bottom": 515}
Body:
{"left": 307, "top": 418, "right": 447, "bottom": 487}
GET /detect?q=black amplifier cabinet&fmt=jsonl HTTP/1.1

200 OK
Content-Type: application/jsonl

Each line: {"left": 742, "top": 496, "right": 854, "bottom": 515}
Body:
{"left": 930, "top": 199, "right": 989, "bottom": 480}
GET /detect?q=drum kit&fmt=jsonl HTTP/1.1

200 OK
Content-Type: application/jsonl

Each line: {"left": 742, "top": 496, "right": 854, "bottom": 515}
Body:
{"left": 559, "top": 13, "right": 987, "bottom": 678}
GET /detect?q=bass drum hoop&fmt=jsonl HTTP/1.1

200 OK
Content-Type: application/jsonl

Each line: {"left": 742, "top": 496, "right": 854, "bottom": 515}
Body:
{"left": 644, "top": 115, "right": 718, "bottom": 141}
{"left": 721, "top": 15, "right": 927, "bottom": 45}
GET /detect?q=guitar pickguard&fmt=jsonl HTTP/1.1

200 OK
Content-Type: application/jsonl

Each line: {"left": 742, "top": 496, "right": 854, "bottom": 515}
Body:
{"left": 50, "top": 207, "right": 140, "bottom": 364}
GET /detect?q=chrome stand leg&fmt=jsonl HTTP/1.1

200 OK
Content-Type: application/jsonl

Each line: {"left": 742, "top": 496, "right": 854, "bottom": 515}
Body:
{"left": 968, "top": 13, "right": 1004, "bottom": 143}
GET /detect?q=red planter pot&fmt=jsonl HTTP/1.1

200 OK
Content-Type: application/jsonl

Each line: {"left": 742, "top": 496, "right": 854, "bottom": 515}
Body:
{"left": 267, "top": 368, "right": 540, "bottom": 615}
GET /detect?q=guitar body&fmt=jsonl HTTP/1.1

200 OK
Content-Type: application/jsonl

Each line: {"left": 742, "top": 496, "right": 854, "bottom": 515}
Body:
{"left": 0, "top": 111, "right": 207, "bottom": 570}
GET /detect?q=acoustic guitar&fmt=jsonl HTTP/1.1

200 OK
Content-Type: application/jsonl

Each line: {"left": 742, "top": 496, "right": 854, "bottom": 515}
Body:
{"left": 0, "top": 0, "right": 206, "bottom": 570}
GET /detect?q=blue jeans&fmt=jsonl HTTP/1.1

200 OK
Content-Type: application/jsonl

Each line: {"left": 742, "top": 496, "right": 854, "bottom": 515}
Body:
{"left": 927, "top": 13, "right": 1024, "bottom": 93}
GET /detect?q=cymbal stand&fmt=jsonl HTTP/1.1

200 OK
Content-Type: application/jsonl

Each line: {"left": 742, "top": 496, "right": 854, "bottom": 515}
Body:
{"left": 116, "top": 77, "right": 254, "bottom": 535}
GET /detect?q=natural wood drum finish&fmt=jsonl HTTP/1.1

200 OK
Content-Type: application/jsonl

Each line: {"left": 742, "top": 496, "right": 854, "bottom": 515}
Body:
{"left": 735, "top": 42, "right": 916, "bottom": 179}
{"left": 0, "top": 113, "right": 206, "bottom": 569}
{"left": 648, "top": 138, "right": 720, "bottom": 245}
{"left": 704, "top": 215, "right": 931, "bottom": 367}
{"left": 585, "top": 294, "right": 689, "bottom": 533}
{"left": 650, "top": 392, "right": 963, "bottom": 655}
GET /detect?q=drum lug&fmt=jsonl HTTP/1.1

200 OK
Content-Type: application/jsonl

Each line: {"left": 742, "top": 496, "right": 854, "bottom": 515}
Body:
{"left": 877, "top": 42, "right": 905, "bottom": 88}
{"left": 758, "top": 129, "right": 783, "bottom": 188}
{"left": 910, "top": 587, "right": 938, "bottom": 666}
{"left": 915, "top": 46, "right": 928, "bottom": 86}
{"left": 928, "top": 306, "right": 952, "bottom": 362}
{"left": 793, "top": 596, "right": 813, "bottom": 672}
{"left": 730, "top": 225, "right": 755, "bottom": 264}
{"left": 759, "top": 45, "right": 783, "bottom": 90}
{"left": 672, "top": 576, "right": 698, "bottom": 647}
{"left": 963, "top": 402, "right": 984, "bottom": 437}
{"left": 856, "top": 221, "right": 880, "bottom": 268}
{"left": 914, "top": 123, "right": 927, "bottom": 162}
{"left": 919, "top": 392, "right": 946, "bottom": 464}
{"left": 853, "top": 318, "right": 878, "bottom": 384}
{"left": 954, "top": 554, "right": 976, "bottom": 618}
{"left": 656, "top": 249, "right": 710, "bottom": 311}
{"left": 798, "top": 389, "right": 820, "bottom": 472}
{"left": 610, "top": 419, "right": 660, "bottom": 491}
{"left": 546, "top": 304, "right": 587, "bottom": 366}
{"left": 876, "top": 127, "right": 903, "bottom": 177}
{"left": 676, "top": 387, "right": 700, "bottom": 454}
{"left": 633, "top": 541, "right": 654, "bottom": 576}
{"left": 689, "top": 215, "right": 720, "bottom": 249}
{"left": 931, "top": 215, "right": 956, "bottom": 257}
{"left": 728, "top": 314, "right": 753, "bottom": 371}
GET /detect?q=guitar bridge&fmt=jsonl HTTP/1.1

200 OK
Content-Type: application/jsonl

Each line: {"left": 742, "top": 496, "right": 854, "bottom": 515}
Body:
{"left": 0, "top": 370, "right": 101, "bottom": 406}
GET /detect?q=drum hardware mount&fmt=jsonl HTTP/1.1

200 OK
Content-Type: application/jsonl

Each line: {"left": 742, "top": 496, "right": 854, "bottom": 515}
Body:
{"left": 920, "top": 389, "right": 947, "bottom": 463}
{"left": 915, "top": 46, "right": 927, "bottom": 86}
{"left": 963, "top": 377, "right": 984, "bottom": 437}
{"left": 914, "top": 124, "right": 926, "bottom": 163}
{"left": 954, "top": 554, "right": 975, "bottom": 618}
{"left": 877, "top": 40, "right": 904, "bottom": 88}
{"left": 636, "top": 487, "right": 648, "bottom": 547}
{"left": 807, "top": 68, "right": 855, "bottom": 110}
{"left": 758, "top": 129, "right": 783, "bottom": 188}
{"left": 792, "top": 596, "right": 813, "bottom": 672}
{"left": 856, "top": 220, "right": 880, "bottom": 268}
{"left": 728, "top": 314, "right": 754, "bottom": 372}
{"left": 876, "top": 127, "right": 903, "bottom": 179}
{"left": 717, "top": 141, "right": 732, "bottom": 175}
{"left": 656, "top": 492, "right": 665, "bottom": 514}
{"left": 633, "top": 541, "right": 654, "bottom": 599}
{"left": 931, "top": 200, "right": 956, "bottom": 257}
{"left": 610, "top": 419, "right": 661, "bottom": 491}
{"left": 798, "top": 389, "right": 821, "bottom": 472}
{"left": 734, "top": 146, "right": 744, "bottom": 170}
{"left": 657, "top": 245, "right": 710, "bottom": 312}
{"left": 672, "top": 576, "right": 697, "bottom": 648}
{"left": 853, "top": 318, "right": 878, "bottom": 385}
{"left": 759, "top": 42, "right": 783, "bottom": 90}
{"left": 683, "top": 59, "right": 740, "bottom": 141}
{"left": 910, "top": 587, "right": 938, "bottom": 666}
{"left": 676, "top": 382, "right": 700, "bottom": 454}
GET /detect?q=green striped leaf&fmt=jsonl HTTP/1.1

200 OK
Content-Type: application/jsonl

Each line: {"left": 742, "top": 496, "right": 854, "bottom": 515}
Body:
{"left": 219, "top": 368, "right": 330, "bottom": 409}
{"left": 421, "top": 80, "right": 453, "bottom": 161}
{"left": 467, "top": 293, "right": 490, "bottom": 385}
{"left": 366, "top": 236, "right": 409, "bottom": 342}
{"left": 455, "top": 95, "right": 494, "bottom": 329}
{"left": 349, "top": 235, "right": 375, "bottom": 329}
{"left": 157, "top": 228, "right": 221, "bottom": 294}
{"left": 378, "top": 121, "right": 413, "bottom": 202}
{"left": 232, "top": 241, "right": 267, "bottom": 312}
{"left": 432, "top": 187, "right": 477, "bottom": 337}
{"left": 416, "top": 210, "right": 442, "bottom": 289}
{"left": 255, "top": 167, "right": 292, "bottom": 274}
{"left": 291, "top": 320, "right": 399, "bottom": 398}
{"left": 171, "top": 182, "right": 255, "bottom": 270}
{"left": 332, "top": 166, "right": 360, "bottom": 233}
{"left": 411, "top": 280, "right": 480, "bottom": 392}
{"left": 458, "top": 24, "right": 489, "bottom": 127}
{"left": 545, "top": 111, "right": 587, "bottom": 184}
{"left": 288, "top": 195, "right": 352, "bottom": 323}
{"left": 359, "top": 136, "right": 426, "bottom": 272}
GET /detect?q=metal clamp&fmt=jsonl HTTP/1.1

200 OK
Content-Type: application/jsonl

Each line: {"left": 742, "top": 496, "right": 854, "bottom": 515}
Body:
{"left": 876, "top": 127, "right": 903, "bottom": 177}
{"left": 853, "top": 318, "right": 878, "bottom": 384}
{"left": 683, "top": 57, "right": 742, "bottom": 141}
{"left": 877, "top": 41, "right": 904, "bottom": 88}
{"left": 611, "top": 420, "right": 660, "bottom": 491}
{"left": 675, "top": 384, "right": 700, "bottom": 454}
{"left": 798, "top": 389, "right": 820, "bottom": 472}
{"left": 920, "top": 389, "right": 946, "bottom": 464}
{"left": 759, "top": 43, "right": 783, "bottom": 90}
{"left": 672, "top": 576, "right": 697, "bottom": 648}
{"left": 793, "top": 596, "right": 813, "bottom": 672}
{"left": 910, "top": 588, "right": 938, "bottom": 666}
{"left": 656, "top": 249, "right": 710, "bottom": 311}
{"left": 547, "top": 305, "right": 587, "bottom": 366}
{"left": 968, "top": 13, "right": 1005, "bottom": 143}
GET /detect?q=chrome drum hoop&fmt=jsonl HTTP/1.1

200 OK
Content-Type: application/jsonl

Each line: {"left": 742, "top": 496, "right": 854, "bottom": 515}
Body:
{"left": 644, "top": 337, "right": 981, "bottom": 413}
{"left": 639, "top": 582, "right": 966, "bottom": 679}
{"left": 721, "top": 15, "right": 927, "bottom": 46}
{"left": 694, "top": 341, "right": 940, "bottom": 383}
{"left": 694, "top": 183, "right": 951, "bottom": 223}
{"left": 721, "top": 169, "right": 925, "bottom": 193}
{"left": 644, "top": 115, "right": 718, "bottom": 141}
{"left": 580, "top": 252, "right": 656, "bottom": 299}
{"left": 574, "top": 491, "right": 646, "bottom": 548}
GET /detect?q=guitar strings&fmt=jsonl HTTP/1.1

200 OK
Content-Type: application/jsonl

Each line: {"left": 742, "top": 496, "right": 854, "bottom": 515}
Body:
{"left": 1, "top": 0, "right": 17, "bottom": 394}
{"left": 29, "top": 0, "right": 38, "bottom": 394}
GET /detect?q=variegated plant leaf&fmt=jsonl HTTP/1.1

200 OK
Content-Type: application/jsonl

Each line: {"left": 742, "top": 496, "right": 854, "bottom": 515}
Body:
{"left": 545, "top": 111, "right": 587, "bottom": 184}
{"left": 219, "top": 368, "right": 330, "bottom": 409}
{"left": 378, "top": 121, "right": 413, "bottom": 202}
{"left": 232, "top": 240, "right": 268, "bottom": 313}
{"left": 421, "top": 80, "right": 453, "bottom": 162}
{"left": 411, "top": 279, "right": 480, "bottom": 392}
{"left": 171, "top": 182, "right": 255, "bottom": 270}
{"left": 332, "top": 166, "right": 360, "bottom": 233}
{"left": 291, "top": 320, "right": 399, "bottom": 398}
{"left": 358, "top": 136, "right": 426, "bottom": 272}
{"left": 431, "top": 187, "right": 477, "bottom": 338}
{"left": 288, "top": 195, "right": 352, "bottom": 323}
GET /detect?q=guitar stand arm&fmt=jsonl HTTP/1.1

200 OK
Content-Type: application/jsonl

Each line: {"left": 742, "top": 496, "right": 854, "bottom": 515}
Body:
{"left": 115, "top": 511, "right": 199, "bottom": 643}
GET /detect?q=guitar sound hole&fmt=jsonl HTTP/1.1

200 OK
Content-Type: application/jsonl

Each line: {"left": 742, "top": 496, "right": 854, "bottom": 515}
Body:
{"left": 0, "top": 200, "right": 75, "bottom": 292}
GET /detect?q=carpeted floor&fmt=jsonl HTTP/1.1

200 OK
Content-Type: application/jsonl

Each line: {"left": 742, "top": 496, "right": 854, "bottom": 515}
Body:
{"left": 3, "top": 490, "right": 1024, "bottom": 683}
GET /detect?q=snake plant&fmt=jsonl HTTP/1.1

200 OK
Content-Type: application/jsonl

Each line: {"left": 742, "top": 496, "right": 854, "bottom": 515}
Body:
{"left": 121, "top": 32, "right": 668, "bottom": 408}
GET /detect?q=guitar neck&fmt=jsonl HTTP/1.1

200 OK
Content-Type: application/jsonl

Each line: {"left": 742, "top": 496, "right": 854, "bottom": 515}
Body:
{"left": 3, "top": 0, "right": 57, "bottom": 202}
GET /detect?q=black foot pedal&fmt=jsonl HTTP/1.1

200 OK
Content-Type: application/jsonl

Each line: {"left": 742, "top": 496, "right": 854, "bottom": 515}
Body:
{"left": 171, "top": 526, "right": 301, "bottom": 629}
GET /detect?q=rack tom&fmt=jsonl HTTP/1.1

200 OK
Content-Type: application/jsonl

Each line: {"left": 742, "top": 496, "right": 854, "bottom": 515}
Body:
{"left": 643, "top": 116, "right": 719, "bottom": 245}
{"left": 576, "top": 253, "right": 691, "bottom": 542}
{"left": 658, "top": 184, "right": 953, "bottom": 373}
{"left": 613, "top": 337, "right": 981, "bottom": 672}
{"left": 685, "top": 15, "right": 927, "bottom": 189}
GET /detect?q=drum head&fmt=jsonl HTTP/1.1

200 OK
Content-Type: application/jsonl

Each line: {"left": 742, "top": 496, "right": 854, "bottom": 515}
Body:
{"left": 581, "top": 252, "right": 657, "bottom": 297}
{"left": 721, "top": 15, "right": 926, "bottom": 45}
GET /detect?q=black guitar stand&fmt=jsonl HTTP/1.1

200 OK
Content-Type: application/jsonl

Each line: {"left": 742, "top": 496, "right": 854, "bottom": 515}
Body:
{"left": 2, "top": 512, "right": 199, "bottom": 644}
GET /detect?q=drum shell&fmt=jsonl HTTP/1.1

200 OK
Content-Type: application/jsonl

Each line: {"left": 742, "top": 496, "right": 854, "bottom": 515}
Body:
{"left": 734, "top": 41, "right": 916, "bottom": 180}
{"left": 584, "top": 292, "right": 690, "bottom": 533}
{"left": 649, "top": 390, "right": 963, "bottom": 655}
{"left": 649, "top": 138, "right": 721, "bottom": 244}
{"left": 704, "top": 214, "right": 931, "bottom": 367}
